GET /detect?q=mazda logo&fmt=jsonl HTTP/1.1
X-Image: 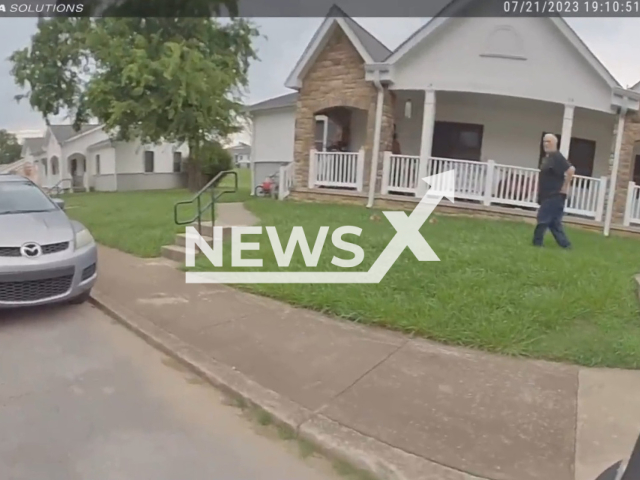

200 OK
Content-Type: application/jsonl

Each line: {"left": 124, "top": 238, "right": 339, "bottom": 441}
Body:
{"left": 20, "top": 243, "right": 43, "bottom": 258}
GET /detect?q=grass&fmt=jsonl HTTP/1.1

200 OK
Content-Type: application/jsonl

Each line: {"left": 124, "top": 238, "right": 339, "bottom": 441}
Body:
{"left": 188, "top": 198, "right": 640, "bottom": 369}
{"left": 62, "top": 168, "right": 251, "bottom": 257}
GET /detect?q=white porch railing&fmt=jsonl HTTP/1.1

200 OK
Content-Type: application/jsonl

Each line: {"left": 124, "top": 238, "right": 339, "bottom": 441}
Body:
{"left": 308, "top": 149, "right": 365, "bottom": 191}
{"left": 565, "top": 175, "right": 607, "bottom": 220}
{"left": 381, "top": 154, "right": 608, "bottom": 221}
{"left": 490, "top": 163, "right": 539, "bottom": 208}
{"left": 430, "top": 156, "right": 487, "bottom": 202}
{"left": 623, "top": 181, "right": 640, "bottom": 226}
{"left": 381, "top": 152, "right": 420, "bottom": 194}
{"left": 278, "top": 162, "right": 294, "bottom": 200}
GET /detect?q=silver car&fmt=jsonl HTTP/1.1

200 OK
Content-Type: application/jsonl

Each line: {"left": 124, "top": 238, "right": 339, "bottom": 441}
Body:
{"left": 0, "top": 174, "right": 97, "bottom": 308}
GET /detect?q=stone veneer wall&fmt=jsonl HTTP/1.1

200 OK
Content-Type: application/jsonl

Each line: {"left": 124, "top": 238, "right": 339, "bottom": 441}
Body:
{"left": 293, "top": 26, "right": 394, "bottom": 192}
{"left": 613, "top": 110, "right": 640, "bottom": 223}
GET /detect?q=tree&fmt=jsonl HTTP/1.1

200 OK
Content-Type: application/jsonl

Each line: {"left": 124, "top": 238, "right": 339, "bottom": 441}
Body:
{"left": 0, "top": 130, "right": 22, "bottom": 165}
{"left": 10, "top": 16, "right": 259, "bottom": 189}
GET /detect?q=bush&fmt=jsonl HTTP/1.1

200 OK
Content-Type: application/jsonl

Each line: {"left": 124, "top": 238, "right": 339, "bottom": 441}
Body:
{"left": 186, "top": 139, "right": 234, "bottom": 191}
{"left": 199, "top": 140, "right": 233, "bottom": 178}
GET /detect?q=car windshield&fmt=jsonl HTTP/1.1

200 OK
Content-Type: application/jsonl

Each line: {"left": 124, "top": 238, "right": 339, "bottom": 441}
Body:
{"left": 0, "top": 181, "right": 57, "bottom": 215}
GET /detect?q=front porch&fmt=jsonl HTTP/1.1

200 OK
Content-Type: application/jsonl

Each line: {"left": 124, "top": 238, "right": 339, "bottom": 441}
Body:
{"left": 302, "top": 91, "right": 627, "bottom": 225}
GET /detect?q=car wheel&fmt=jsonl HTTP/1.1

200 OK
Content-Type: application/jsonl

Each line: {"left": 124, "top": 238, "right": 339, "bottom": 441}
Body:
{"left": 70, "top": 289, "right": 92, "bottom": 305}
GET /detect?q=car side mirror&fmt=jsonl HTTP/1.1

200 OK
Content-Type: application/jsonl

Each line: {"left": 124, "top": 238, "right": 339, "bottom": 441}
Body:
{"left": 53, "top": 198, "right": 65, "bottom": 210}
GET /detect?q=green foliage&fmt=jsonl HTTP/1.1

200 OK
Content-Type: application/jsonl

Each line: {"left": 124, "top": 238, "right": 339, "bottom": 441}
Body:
{"left": 10, "top": 16, "right": 259, "bottom": 159}
{"left": 0, "top": 130, "right": 22, "bottom": 165}
{"left": 198, "top": 139, "right": 233, "bottom": 177}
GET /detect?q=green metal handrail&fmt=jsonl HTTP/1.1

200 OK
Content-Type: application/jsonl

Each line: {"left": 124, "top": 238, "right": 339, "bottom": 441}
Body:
{"left": 174, "top": 170, "right": 238, "bottom": 234}
{"left": 46, "top": 178, "right": 73, "bottom": 197}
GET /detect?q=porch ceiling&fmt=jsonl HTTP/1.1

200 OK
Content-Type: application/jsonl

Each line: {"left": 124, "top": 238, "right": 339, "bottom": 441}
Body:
{"left": 393, "top": 90, "right": 616, "bottom": 119}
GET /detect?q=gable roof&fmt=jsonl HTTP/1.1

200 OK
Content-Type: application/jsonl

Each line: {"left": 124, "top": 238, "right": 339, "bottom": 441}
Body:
{"left": 22, "top": 137, "right": 44, "bottom": 156}
{"left": 632, "top": 80, "right": 640, "bottom": 92}
{"left": 248, "top": 92, "right": 298, "bottom": 112}
{"left": 284, "top": 5, "right": 390, "bottom": 89}
{"left": 384, "top": 0, "right": 621, "bottom": 88}
{"left": 49, "top": 124, "right": 102, "bottom": 144}
{"left": 339, "top": 10, "right": 390, "bottom": 62}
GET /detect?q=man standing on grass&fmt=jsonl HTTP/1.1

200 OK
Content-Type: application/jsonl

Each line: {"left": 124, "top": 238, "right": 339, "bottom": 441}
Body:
{"left": 533, "top": 133, "right": 575, "bottom": 249}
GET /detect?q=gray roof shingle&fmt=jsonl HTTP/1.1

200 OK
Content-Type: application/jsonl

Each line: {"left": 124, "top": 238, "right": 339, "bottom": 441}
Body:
{"left": 247, "top": 92, "right": 298, "bottom": 112}
{"left": 49, "top": 124, "right": 101, "bottom": 144}
{"left": 23, "top": 137, "right": 45, "bottom": 154}
{"left": 332, "top": 6, "right": 391, "bottom": 62}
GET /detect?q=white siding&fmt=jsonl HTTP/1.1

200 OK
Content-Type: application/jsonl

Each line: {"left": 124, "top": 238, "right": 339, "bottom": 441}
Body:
{"left": 392, "top": 15, "right": 614, "bottom": 113}
{"left": 114, "top": 141, "right": 188, "bottom": 174}
{"left": 61, "top": 128, "right": 109, "bottom": 161}
{"left": 44, "top": 130, "right": 62, "bottom": 162}
{"left": 393, "top": 91, "right": 614, "bottom": 176}
{"left": 251, "top": 107, "right": 295, "bottom": 163}
{"left": 91, "top": 146, "right": 116, "bottom": 175}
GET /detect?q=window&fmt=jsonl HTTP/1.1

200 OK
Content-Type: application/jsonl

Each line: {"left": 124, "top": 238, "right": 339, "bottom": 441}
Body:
{"left": 633, "top": 154, "right": 640, "bottom": 185}
{"left": 144, "top": 151, "right": 154, "bottom": 173}
{"left": 0, "top": 180, "right": 57, "bottom": 214}
{"left": 51, "top": 157, "right": 59, "bottom": 175}
{"left": 431, "top": 122, "right": 484, "bottom": 161}
{"left": 538, "top": 133, "right": 596, "bottom": 177}
{"left": 173, "top": 152, "right": 182, "bottom": 173}
{"left": 95, "top": 154, "right": 101, "bottom": 175}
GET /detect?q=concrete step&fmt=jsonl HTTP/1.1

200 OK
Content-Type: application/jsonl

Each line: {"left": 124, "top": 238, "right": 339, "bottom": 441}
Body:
{"left": 188, "top": 222, "right": 234, "bottom": 239}
{"left": 174, "top": 233, "right": 213, "bottom": 247}
{"left": 160, "top": 245, "right": 187, "bottom": 263}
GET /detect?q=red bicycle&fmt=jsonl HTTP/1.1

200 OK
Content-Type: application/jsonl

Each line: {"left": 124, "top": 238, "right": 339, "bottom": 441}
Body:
{"left": 254, "top": 174, "right": 279, "bottom": 197}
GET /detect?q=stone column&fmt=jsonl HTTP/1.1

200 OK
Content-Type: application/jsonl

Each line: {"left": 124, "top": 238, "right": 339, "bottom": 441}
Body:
{"left": 417, "top": 88, "right": 436, "bottom": 197}
{"left": 604, "top": 110, "right": 626, "bottom": 235}
{"left": 560, "top": 104, "right": 574, "bottom": 158}
{"left": 612, "top": 110, "right": 640, "bottom": 224}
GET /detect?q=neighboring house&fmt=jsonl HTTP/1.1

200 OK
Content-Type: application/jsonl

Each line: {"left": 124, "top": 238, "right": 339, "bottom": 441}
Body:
{"left": 227, "top": 142, "right": 251, "bottom": 169}
{"left": 0, "top": 136, "right": 46, "bottom": 182}
{"left": 247, "top": 2, "right": 640, "bottom": 232}
{"left": 246, "top": 93, "right": 297, "bottom": 192}
{"left": 10, "top": 124, "right": 189, "bottom": 192}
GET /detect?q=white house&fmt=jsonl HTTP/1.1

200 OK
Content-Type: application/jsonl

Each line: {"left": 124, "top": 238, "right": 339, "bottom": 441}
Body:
{"left": 227, "top": 142, "right": 252, "bottom": 169}
{"left": 8, "top": 124, "right": 189, "bottom": 192}
{"left": 247, "top": 2, "right": 640, "bottom": 234}
{"left": 247, "top": 93, "right": 296, "bottom": 192}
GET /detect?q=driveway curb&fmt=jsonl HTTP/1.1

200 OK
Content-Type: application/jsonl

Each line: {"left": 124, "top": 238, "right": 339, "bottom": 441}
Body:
{"left": 90, "top": 291, "right": 486, "bottom": 480}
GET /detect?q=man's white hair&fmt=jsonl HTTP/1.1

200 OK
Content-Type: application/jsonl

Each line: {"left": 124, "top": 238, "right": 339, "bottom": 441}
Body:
{"left": 543, "top": 133, "right": 558, "bottom": 144}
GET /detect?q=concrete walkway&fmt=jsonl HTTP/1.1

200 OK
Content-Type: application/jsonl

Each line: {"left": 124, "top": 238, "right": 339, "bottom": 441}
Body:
{"left": 92, "top": 234, "right": 640, "bottom": 480}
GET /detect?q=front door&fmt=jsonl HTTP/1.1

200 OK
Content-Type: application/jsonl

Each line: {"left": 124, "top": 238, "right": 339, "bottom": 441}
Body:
{"left": 70, "top": 159, "right": 83, "bottom": 187}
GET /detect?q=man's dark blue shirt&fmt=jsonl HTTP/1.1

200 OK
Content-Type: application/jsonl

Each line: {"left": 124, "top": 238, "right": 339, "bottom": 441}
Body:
{"left": 538, "top": 151, "right": 571, "bottom": 203}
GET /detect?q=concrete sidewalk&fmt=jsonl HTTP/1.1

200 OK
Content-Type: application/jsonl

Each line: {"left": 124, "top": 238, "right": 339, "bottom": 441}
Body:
{"left": 92, "top": 245, "right": 640, "bottom": 480}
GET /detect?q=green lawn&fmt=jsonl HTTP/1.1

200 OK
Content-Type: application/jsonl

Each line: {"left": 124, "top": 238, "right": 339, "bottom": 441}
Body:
{"left": 63, "top": 168, "right": 251, "bottom": 257}
{"left": 189, "top": 198, "right": 640, "bottom": 369}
